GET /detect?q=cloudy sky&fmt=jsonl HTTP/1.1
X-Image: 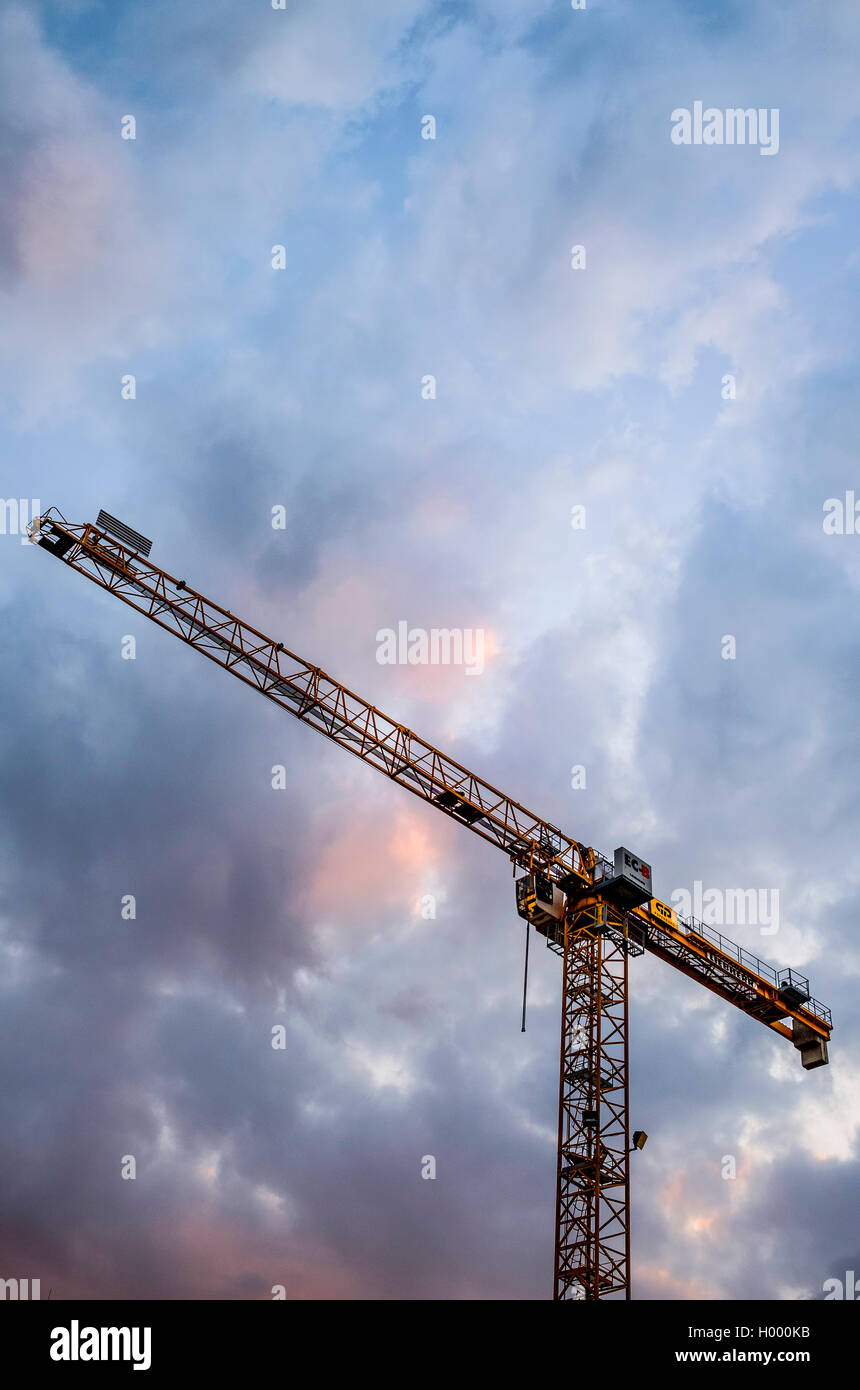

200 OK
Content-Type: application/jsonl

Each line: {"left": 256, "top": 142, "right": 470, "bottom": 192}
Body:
{"left": 1, "top": 0, "right": 859, "bottom": 1301}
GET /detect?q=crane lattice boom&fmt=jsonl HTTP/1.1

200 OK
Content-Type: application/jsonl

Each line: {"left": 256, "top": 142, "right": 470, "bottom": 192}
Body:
{"left": 31, "top": 507, "right": 833, "bottom": 1299}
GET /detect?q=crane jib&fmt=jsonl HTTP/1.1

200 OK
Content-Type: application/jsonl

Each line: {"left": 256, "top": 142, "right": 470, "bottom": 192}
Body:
{"left": 30, "top": 506, "right": 835, "bottom": 1303}
{"left": 29, "top": 508, "right": 832, "bottom": 1055}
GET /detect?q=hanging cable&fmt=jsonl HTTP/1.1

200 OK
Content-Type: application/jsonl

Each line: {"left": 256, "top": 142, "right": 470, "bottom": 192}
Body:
{"left": 521, "top": 919, "right": 531, "bottom": 1032}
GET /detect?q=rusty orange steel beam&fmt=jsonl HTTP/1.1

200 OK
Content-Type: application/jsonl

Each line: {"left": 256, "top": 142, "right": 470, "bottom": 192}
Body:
{"left": 630, "top": 903, "right": 831, "bottom": 1042}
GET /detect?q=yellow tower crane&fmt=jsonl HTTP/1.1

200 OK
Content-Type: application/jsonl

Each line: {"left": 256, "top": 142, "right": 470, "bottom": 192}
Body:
{"left": 30, "top": 508, "right": 833, "bottom": 1300}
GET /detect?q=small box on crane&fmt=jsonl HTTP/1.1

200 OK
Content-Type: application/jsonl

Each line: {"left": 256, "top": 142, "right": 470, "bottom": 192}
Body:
{"left": 592, "top": 848, "right": 654, "bottom": 910}
{"left": 792, "top": 1020, "right": 829, "bottom": 1070}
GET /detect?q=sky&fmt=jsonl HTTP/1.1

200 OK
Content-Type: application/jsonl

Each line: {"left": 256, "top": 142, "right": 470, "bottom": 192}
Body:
{"left": 1, "top": 0, "right": 859, "bottom": 1301}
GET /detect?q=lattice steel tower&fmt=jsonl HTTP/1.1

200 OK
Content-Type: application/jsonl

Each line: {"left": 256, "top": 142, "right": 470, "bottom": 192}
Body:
{"left": 31, "top": 508, "right": 834, "bottom": 1299}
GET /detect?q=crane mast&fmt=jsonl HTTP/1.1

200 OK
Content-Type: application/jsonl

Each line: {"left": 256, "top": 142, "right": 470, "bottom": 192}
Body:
{"left": 30, "top": 508, "right": 833, "bottom": 1300}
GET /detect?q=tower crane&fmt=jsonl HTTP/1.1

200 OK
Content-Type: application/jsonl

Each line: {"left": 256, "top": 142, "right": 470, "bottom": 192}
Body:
{"left": 29, "top": 507, "right": 833, "bottom": 1300}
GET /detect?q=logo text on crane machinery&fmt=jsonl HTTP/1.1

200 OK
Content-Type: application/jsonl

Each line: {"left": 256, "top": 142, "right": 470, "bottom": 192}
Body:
{"left": 376, "top": 622, "right": 485, "bottom": 676}
{"left": 670, "top": 881, "right": 779, "bottom": 935}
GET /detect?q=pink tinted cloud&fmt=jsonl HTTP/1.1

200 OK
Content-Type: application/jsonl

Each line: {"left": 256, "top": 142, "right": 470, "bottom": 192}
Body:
{"left": 304, "top": 806, "right": 446, "bottom": 919}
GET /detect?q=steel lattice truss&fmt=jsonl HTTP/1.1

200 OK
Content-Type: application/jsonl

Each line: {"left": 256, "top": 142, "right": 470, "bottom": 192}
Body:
{"left": 554, "top": 903, "right": 630, "bottom": 1299}
{"left": 33, "top": 512, "right": 591, "bottom": 885}
{"left": 31, "top": 508, "right": 835, "bottom": 1301}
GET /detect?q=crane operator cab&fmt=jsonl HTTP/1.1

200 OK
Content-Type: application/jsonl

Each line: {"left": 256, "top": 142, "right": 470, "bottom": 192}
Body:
{"left": 516, "top": 846, "right": 653, "bottom": 947}
{"left": 516, "top": 871, "right": 565, "bottom": 944}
